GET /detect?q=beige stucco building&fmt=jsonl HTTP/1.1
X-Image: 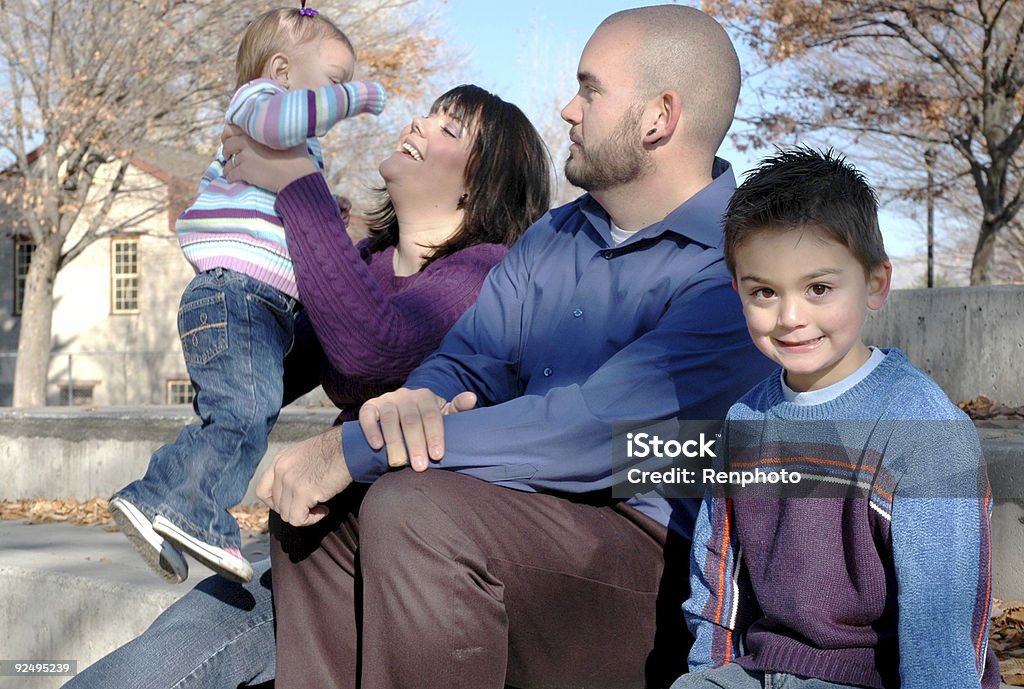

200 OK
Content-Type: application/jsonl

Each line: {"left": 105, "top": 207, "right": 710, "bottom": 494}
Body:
{"left": 0, "top": 143, "right": 208, "bottom": 406}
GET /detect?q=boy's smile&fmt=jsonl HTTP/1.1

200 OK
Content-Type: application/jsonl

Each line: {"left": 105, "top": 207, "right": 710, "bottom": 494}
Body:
{"left": 733, "top": 226, "right": 891, "bottom": 392}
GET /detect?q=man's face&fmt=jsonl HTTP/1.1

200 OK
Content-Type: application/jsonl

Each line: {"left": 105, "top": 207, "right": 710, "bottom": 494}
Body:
{"left": 561, "top": 23, "right": 652, "bottom": 192}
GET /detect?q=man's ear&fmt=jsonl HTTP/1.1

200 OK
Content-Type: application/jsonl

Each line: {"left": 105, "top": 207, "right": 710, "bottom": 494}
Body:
{"left": 264, "top": 52, "right": 290, "bottom": 86}
{"left": 867, "top": 261, "right": 892, "bottom": 311}
{"left": 643, "top": 90, "right": 682, "bottom": 145}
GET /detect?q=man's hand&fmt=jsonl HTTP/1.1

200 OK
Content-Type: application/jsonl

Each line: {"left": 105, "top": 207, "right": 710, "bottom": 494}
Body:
{"left": 256, "top": 426, "right": 352, "bottom": 527}
{"left": 358, "top": 388, "right": 478, "bottom": 471}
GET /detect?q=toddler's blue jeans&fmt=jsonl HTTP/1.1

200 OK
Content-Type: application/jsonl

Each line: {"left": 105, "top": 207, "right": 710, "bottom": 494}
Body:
{"left": 117, "top": 267, "right": 297, "bottom": 550}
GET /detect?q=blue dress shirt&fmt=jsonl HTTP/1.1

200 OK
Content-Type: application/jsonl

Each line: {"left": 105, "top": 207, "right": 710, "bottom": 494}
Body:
{"left": 342, "top": 158, "right": 776, "bottom": 532}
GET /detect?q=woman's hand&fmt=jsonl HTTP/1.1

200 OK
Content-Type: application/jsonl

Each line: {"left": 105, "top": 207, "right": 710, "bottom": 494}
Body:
{"left": 220, "top": 124, "right": 317, "bottom": 193}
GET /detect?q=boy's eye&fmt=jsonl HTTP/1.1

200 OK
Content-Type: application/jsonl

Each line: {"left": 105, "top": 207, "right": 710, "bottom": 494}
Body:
{"left": 808, "top": 284, "right": 831, "bottom": 297}
{"left": 752, "top": 288, "right": 775, "bottom": 299}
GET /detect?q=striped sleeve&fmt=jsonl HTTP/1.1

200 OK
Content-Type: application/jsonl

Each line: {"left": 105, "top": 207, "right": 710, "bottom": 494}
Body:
{"left": 890, "top": 420, "right": 995, "bottom": 688}
{"left": 684, "top": 491, "right": 743, "bottom": 672}
{"left": 226, "top": 79, "right": 386, "bottom": 150}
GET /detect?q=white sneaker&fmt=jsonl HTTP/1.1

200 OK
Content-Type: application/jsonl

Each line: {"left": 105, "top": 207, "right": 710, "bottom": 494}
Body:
{"left": 108, "top": 496, "right": 189, "bottom": 584}
{"left": 152, "top": 515, "right": 254, "bottom": 583}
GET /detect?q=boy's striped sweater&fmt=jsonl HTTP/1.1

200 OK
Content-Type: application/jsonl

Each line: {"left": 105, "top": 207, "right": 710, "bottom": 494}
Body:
{"left": 684, "top": 348, "right": 999, "bottom": 688}
{"left": 176, "top": 78, "right": 386, "bottom": 297}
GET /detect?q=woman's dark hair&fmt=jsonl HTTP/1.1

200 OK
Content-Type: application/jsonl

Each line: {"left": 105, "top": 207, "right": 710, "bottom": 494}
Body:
{"left": 365, "top": 85, "right": 552, "bottom": 266}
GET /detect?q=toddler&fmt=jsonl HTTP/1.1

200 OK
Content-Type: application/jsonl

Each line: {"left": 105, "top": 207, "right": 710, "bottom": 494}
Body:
{"left": 110, "top": 4, "right": 385, "bottom": 583}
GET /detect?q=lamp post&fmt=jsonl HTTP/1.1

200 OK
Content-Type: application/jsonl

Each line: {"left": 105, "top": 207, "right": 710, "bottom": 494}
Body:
{"left": 925, "top": 147, "right": 936, "bottom": 288}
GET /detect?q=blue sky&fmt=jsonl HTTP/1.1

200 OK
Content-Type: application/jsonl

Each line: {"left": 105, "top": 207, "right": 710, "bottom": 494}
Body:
{"left": 433, "top": 0, "right": 923, "bottom": 260}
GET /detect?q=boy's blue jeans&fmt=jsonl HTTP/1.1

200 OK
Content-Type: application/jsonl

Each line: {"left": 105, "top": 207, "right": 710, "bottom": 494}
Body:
{"left": 671, "top": 663, "right": 853, "bottom": 689}
{"left": 116, "top": 268, "right": 297, "bottom": 550}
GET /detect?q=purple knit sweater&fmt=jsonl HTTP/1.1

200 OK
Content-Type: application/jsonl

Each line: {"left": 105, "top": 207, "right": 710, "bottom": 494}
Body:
{"left": 275, "top": 173, "right": 508, "bottom": 415}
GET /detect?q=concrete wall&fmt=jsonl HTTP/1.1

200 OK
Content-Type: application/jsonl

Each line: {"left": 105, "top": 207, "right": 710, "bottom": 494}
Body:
{"left": 0, "top": 407, "right": 340, "bottom": 504}
{"left": 2, "top": 408, "right": 1023, "bottom": 597}
{"left": 864, "top": 285, "right": 1024, "bottom": 404}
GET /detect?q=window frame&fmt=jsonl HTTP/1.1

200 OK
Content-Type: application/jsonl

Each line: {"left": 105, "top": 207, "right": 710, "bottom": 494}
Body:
{"left": 13, "top": 238, "right": 35, "bottom": 316}
{"left": 110, "top": 236, "right": 141, "bottom": 315}
{"left": 166, "top": 378, "right": 195, "bottom": 405}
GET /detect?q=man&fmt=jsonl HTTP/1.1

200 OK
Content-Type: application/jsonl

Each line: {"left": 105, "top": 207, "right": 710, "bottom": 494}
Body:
{"left": 261, "top": 6, "right": 774, "bottom": 689}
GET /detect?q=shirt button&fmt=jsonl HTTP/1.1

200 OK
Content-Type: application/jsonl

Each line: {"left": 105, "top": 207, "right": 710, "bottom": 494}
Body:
{"left": 573, "top": 308, "right": 584, "bottom": 318}
{"left": 600, "top": 250, "right": 613, "bottom": 259}
{"left": 543, "top": 367, "right": 553, "bottom": 377}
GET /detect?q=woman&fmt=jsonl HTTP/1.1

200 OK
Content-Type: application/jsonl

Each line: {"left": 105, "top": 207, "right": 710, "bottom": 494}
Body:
{"left": 244, "top": 83, "right": 551, "bottom": 422}
{"left": 63, "top": 84, "right": 550, "bottom": 689}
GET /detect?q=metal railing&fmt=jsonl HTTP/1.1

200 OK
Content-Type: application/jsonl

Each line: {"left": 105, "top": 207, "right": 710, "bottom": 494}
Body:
{"left": 0, "top": 350, "right": 186, "bottom": 406}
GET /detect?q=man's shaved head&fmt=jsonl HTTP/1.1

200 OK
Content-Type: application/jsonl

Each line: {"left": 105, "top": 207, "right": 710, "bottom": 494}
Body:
{"left": 599, "top": 5, "right": 740, "bottom": 161}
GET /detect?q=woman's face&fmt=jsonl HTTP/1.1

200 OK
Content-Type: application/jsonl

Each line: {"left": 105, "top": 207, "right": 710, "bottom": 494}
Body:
{"left": 379, "top": 105, "right": 476, "bottom": 203}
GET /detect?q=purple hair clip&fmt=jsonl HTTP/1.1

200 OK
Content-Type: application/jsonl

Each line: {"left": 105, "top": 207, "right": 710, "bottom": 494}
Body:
{"left": 298, "top": 7, "right": 318, "bottom": 17}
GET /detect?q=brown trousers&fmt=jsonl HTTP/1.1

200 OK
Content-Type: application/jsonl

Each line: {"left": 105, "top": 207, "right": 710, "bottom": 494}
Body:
{"left": 269, "top": 469, "right": 691, "bottom": 689}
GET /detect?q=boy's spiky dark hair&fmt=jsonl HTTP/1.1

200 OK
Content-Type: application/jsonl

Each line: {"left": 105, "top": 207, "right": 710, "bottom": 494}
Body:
{"left": 723, "top": 146, "right": 888, "bottom": 275}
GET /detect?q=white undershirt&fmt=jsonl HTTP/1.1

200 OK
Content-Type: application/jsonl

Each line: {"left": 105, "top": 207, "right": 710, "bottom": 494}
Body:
{"left": 610, "top": 222, "right": 639, "bottom": 246}
{"left": 782, "top": 347, "right": 886, "bottom": 405}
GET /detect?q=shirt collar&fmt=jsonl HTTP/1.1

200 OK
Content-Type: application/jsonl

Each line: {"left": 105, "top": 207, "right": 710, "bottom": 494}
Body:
{"left": 580, "top": 157, "right": 736, "bottom": 249}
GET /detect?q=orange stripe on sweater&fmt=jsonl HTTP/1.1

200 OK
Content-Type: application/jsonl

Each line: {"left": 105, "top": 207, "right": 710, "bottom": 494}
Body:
{"left": 731, "top": 456, "right": 878, "bottom": 475}
{"left": 975, "top": 486, "right": 992, "bottom": 670}
{"left": 714, "top": 498, "right": 733, "bottom": 664}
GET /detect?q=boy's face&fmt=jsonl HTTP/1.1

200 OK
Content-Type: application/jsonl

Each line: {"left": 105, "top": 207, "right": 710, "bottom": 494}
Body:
{"left": 732, "top": 226, "right": 891, "bottom": 392}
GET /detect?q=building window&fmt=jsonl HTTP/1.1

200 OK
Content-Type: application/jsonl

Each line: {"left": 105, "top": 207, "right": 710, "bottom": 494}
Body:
{"left": 13, "top": 239, "right": 35, "bottom": 315}
{"left": 111, "top": 237, "right": 140, "bottom": 314}
{"left": 166, "top": 379, "right": 195, "bottom": 405}
{"left": 56, "top": 381, "right": 98, "bottom": 406}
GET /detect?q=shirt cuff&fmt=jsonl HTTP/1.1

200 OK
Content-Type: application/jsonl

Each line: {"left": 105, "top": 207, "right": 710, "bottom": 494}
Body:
{"left": 341, "top": 419, "right": 389, "bottom": 483}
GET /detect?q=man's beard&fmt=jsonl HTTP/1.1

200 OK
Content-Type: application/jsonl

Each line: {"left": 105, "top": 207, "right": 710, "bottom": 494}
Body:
{"left": 564, "top": 103, "right": 652, "bottom": 192}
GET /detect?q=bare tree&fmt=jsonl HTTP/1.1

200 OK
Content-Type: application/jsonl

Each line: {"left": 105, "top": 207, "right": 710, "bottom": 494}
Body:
{"left": 317, "top": 0, "right": 457, "bottom": 210}
{"left": 1, "top": 0, "right": 446, "bottom": 406}
{"left": 510, "top": 16, "right": 583, "bottom": 207}
{"left": 705, "top": 0, "right": 1024, "bottom": 284}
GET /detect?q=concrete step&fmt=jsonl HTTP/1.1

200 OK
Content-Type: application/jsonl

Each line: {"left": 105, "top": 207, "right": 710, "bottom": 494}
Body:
{"left": 0, "top": 520, "right": 269, "bottom": 689}
{"left": 3, "top": 519, "right": 1019, "bottom": 689}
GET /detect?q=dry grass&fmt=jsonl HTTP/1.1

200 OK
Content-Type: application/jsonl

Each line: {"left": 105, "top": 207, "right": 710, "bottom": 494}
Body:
{"left": 0, "top": 497, "right": 269, "bottom": 533}
{"left": 959, "top": 395, "right": 1024, "bottom": 420}
{"left": 993, "top": 599, "right": 1024, "bottom": 685}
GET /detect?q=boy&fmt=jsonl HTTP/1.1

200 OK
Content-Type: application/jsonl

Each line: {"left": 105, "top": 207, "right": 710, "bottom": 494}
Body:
{"left": 676, "top": 148, "right": 999, "bottom": 689}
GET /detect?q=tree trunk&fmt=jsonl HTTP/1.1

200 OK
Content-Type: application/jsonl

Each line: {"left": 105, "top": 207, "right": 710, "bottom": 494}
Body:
{"left": 970, "top": 217, "right": 1001, "bottom": 285}
{"left": 12, "top": 239, "right": 61, "bottom": 407}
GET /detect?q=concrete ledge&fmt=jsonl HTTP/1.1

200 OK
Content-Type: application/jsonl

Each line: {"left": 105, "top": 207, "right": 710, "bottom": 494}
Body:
{"left": 0, "top": 406, "right": 340, "bottom": 503}
{"left": 0, "top": 520, "right": 268, "bottom": 689}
